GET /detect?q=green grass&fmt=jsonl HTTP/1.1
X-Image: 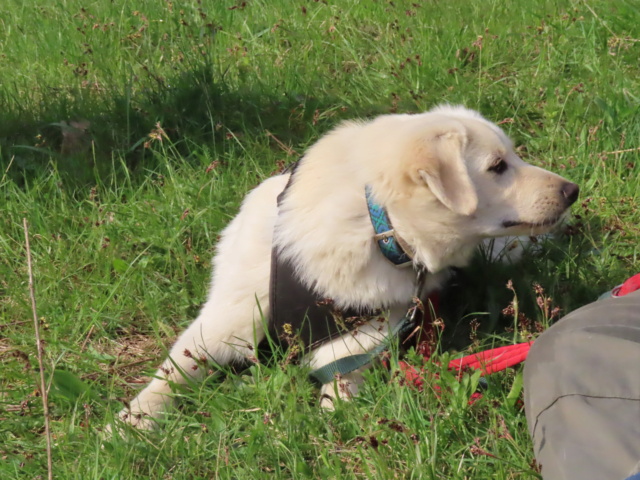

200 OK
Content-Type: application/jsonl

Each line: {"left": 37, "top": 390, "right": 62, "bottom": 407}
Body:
{"left": 1, "top": 0, "right": 639, "bottom": 478}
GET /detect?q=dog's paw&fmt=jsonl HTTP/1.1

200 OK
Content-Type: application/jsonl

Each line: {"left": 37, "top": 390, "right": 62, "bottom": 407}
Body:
{"left": 318, "top": 371, "right": 362, "bottom": 410}
{"left": 103, "top": 408, "right": 159, "bottom": 439}
{"left": 319, "top": 393, "right": 336, "bottom": 410}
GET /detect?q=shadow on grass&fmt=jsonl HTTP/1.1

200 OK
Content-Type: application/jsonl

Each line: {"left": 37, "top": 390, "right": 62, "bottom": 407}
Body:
{"left": 439, "top": 214, "right": 629, "bottom": 351}
{"left": 0, "top": 63, "right": 376, "bottom": 189}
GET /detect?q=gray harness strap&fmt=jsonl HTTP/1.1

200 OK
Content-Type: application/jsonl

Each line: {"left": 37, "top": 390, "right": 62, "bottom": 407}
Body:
{"left": 269, "top": 161, "right": 379, "bottom": 350}
{"left": 269, "top": 247, "right": 379, "bottom": 349}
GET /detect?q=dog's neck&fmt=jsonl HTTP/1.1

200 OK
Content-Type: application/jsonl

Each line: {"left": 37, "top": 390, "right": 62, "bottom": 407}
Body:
{"left": 383, "top": 198, "right": 482, "bottom": 274}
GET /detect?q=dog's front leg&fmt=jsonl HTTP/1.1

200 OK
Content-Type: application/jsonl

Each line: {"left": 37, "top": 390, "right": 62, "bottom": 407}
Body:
{"left": 112, "top": 317, "right": 214, "bottom": 431}
{"left": 309, "top": 306, "right": 406, "bottom": 409}
{"left": 110, "top": 298, "right": 267, "bottom": 432}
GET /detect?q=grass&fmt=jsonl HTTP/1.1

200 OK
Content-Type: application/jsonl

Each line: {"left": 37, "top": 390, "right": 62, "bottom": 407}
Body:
{"left": 1, "top": 0, "right": 639, "bottom": 478}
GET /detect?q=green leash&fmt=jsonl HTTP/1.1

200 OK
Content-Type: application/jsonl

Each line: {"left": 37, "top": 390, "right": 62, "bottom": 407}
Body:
{"left": 308, "top": 268, "right": 427, "bottom": 385}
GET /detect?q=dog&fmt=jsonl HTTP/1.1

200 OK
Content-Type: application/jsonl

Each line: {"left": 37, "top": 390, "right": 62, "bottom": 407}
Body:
{"left": 112, "top": 105, "right": 578, "bottom": 430}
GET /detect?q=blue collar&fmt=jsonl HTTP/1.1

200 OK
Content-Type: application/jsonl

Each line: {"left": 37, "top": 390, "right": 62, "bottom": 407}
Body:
{"left": 365, "top": 185, "right": 414, "bottom": 267}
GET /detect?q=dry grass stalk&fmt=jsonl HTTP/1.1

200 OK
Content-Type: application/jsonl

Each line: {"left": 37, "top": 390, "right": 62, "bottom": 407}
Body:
{"left": 23, "top": 218, "right": 53, "bottom": 480}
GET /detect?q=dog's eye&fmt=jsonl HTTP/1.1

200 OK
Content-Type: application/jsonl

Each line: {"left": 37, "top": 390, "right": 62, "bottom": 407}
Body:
{"left": 488, "top": 158, "right": 508, "bottom": 174}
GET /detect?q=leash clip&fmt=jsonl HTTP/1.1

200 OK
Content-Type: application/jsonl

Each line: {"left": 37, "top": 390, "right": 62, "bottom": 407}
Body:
{"left": 406, "top": 266, "right": 428, "bottom": 324}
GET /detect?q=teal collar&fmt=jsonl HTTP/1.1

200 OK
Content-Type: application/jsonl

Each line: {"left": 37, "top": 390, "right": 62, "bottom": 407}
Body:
{"left": 365, "top": 185, "right": 414, "bottom": 268}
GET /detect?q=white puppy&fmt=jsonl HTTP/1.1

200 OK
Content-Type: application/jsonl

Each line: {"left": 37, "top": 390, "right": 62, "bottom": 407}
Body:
{"left": 113, "top": 105, "right": 578, "bottom": 430}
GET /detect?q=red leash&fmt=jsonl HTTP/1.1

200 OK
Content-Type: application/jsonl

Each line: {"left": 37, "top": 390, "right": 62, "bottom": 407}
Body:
{"left": 448, "top": 342, "right": 533, "bottom": 375}
{"left": 398, "top": 342, "right": 533, "bottom": 391}
{"left": 609, "top": 273, "right": 640, "bottom": 298}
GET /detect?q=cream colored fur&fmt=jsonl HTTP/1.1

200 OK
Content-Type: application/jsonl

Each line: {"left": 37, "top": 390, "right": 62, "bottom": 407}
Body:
{"left": 111, "top": 105, "right": 577, "bottom": 430}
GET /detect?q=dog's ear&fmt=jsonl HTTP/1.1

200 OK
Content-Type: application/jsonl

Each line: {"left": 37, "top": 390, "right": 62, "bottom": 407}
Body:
{"left": 418, "top": 129, "right": 478, "bottom": 216}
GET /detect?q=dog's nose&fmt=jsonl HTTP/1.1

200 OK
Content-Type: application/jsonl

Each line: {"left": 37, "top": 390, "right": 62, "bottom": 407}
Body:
{"left": 561, "top": 182, "right": 579, "bottom": 206}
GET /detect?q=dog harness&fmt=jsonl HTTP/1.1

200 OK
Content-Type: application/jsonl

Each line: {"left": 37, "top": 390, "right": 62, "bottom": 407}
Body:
{"left": 268, "top": 164, "right": 423, "bottom": 358}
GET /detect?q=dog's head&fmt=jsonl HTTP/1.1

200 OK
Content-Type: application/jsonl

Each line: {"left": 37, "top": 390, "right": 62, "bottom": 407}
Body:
{"left": 387, "top": 106, "right": 579, "bottom": 239}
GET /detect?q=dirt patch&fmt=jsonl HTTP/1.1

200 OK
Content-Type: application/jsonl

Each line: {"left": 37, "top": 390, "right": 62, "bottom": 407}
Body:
{"left": 90, "top": 334, "right": 174, "bottom": 383}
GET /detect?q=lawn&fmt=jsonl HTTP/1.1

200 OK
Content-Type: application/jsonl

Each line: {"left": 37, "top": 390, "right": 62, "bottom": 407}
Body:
{"left": 1, "top": 0, "right": 638, "bottom": 478}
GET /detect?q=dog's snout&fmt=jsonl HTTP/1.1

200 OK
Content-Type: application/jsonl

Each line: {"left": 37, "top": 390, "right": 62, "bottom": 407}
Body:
{"left": 561, "top": 182, "right": 579, "bottom": 206}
